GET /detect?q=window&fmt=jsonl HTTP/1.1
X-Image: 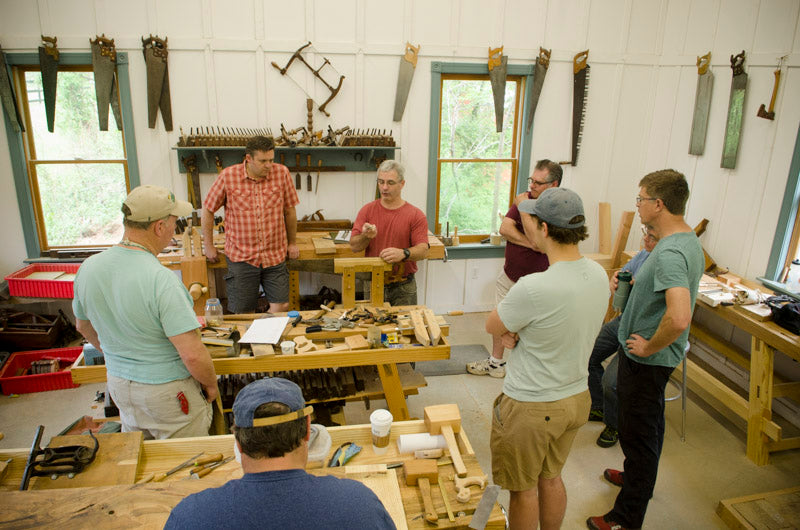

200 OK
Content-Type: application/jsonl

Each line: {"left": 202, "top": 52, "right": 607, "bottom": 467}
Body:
{"left": 763, "top": 122, "right": 800, "bottom": 294}
{"left": 426, "top": 63, "right": 535, "bottom": 248}
{"left": 4, "top": 52, "right": 139, "bottom": 257}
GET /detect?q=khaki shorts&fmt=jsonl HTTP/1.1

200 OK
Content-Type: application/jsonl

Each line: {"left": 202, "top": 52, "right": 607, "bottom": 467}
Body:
{"left": 495, "top": 271, "right": 515, "bottom": 305}
{"left": 108, "top": 375, "right": 212, "bottom": 440}
{"left": 490, "top": 390, "right": 590, "bottom": 491}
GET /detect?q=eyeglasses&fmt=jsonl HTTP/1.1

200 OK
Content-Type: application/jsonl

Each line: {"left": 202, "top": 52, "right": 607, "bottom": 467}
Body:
{"left": 527, "top": 177, "right": 552, "bottom": 186}
{"left": 635, "top": 196, "right": 659, "bottom": 205}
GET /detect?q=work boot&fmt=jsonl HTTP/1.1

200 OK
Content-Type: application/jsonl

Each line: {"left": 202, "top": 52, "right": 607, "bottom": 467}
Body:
{"left": 586, "top": 515, "right": 631, "bottom": 530}
{"left": 466, "top": 357, "right": 506, "bottom": 378}
{"left": 596, "top": 426, "right": 619, "bottom": 448}
{"left": 603, "top": 468, "right": 624, "bottom": 487}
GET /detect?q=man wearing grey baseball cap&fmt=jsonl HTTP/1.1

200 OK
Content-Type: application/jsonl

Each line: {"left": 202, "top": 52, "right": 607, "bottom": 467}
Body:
{"left": 73, "top": 185, "right": 218, "bottom": 439}
{"left": 166, "top": 377, "right": 395, "bottom": 529}
{"left": 485, "top": 187, "right": 609, "bottom": 529}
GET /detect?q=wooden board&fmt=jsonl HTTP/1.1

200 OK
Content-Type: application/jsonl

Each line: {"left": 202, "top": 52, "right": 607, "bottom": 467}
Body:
{"left": 30, "top": 431, "right": 142, "bottom": 490}
{"left": 717, "top": 486, "right": 800, "bottom": 529}
{"left": 345, "top": 465, "right": 408, "bottom": 530}
{"left": 312, "top": 237, "right": 337, "bottom": 255}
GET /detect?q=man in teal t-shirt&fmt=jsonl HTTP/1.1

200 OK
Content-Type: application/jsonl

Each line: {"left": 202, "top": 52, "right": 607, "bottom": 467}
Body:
{"left": 588, "top": 170, "right": 704, "bottom": 530}
{"left": 73, "top": 185, "right": 219, "bottom": 439}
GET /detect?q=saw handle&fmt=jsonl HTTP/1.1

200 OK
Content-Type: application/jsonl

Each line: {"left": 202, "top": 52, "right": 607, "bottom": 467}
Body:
{"left": 573, "top": 50, "right": 589, "bottom": 74}
{"left": 403, "top": 43, "right": 420, "bottom": 67}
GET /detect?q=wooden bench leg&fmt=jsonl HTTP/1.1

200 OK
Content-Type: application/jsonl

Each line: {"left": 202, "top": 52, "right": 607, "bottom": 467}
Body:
{"left": 377, "top": 363, "right": 410, "bottom": 421}
{"left": 747, "top": 337, "right": 774, "bottom": 465}
{"left": 289, "top": 271, "right": 300, "bottom": 311}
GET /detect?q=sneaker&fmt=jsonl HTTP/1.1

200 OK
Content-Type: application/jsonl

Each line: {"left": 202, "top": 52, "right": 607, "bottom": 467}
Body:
{"left": 603, "top": 468, "right": 624, "bottom": 487}
{"left": 596, "top": 426, "right": 619, "bottom": 448}
{"left": 588, "top": 408, "right": 604, "bottom": 422}
{"left": 586, "top": 515, "right": 629, "bottom": 530}
{"left": 466, "top": 357, "right": 506, "bottom": 378}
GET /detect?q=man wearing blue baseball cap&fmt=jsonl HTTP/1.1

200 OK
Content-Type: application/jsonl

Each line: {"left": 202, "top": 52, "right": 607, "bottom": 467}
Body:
{"left": 73, "top": 185, "right": 218, "bottom": 439}
{"left": 485, "top": 187, "right": 609, "bottom": 529}
{"left": 166, "top": 377, "right": 396, "bottom": 529}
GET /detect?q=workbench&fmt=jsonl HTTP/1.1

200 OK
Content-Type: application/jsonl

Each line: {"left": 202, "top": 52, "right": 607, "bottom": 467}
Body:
{"left": 159, "top": 229, "right": 445, "bottom": 312}
{"left": 69, "top": 306, "right": 451, "bottom": 423}
{"left": 686, "top": 290, "right": 800, "bottom": 465}
{"left": 0, "top": 420, "right": 505, "bottom": 529}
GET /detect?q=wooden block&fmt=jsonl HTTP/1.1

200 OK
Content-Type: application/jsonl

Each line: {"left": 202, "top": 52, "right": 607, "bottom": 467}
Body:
{"left": 598, "top": 202, "right": 611, "bottom": 255}
{"left": 344, "top": 334, "right": 370, "bottom": 350}
{"left": 404, "top": 459, "right": 438, "bottom": 486}
{"left": 409, "top": 310, "right": 430, "bottom": 345}
{"left": 312, "top": 237, "right": 337, "bottom": 255}
{"left": 422, "top": 309, "right": 441, "bottom": 346}
{"left": 424, "top": 404, "right": 462, "bottom": 434}
{"left": 251, "top": 344, "right": 274, "bottom": 357}
{"left": 717, "top": 272, "right": 742, "bottom": 286}
{"left": 294, "top": 336, "right": 310, "bottom": 348}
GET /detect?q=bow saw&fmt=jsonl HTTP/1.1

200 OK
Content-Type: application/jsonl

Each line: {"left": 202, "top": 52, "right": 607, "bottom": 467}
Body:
{"left": 271, "top": 42, "right": 345, "bottom": 117}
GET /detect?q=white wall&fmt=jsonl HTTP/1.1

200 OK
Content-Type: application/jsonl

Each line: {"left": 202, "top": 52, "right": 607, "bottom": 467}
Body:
{"left": 1, "top": 0, "right": 799, "bottom": 312}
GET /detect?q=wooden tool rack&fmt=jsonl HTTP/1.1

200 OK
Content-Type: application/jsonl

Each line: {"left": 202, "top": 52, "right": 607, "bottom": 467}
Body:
{"left": 0, "top": 421, "right": 505, "bottom": 529}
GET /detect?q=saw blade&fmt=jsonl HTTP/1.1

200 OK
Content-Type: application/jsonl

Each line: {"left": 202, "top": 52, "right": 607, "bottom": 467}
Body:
{"left": 39, "top": 36, "right": 59, "bottom": 133}
{"left": 688, "top": 52, "right": 713, "bottom": 156}
{"left": 488, "top": 46, "right": 507, "bottom": 133}
{"left": 525, "top": 47, "right": 550, "bottom": 134}
{"left": 570, "top": 50, "right": 590, "bottom": 166}
{"left": 721, "top": 51, "right": 747, "bottom": 169}
{"left": 0, "top": 46, "right": 24, "bottom": 133}
{"left": 392, "top": 43, "right": 419, "bottom": 122}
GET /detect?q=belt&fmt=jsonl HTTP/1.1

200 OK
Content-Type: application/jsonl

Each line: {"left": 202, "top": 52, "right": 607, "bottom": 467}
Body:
{"left": 386, "top": 273, "right": 414, "bottom": 286}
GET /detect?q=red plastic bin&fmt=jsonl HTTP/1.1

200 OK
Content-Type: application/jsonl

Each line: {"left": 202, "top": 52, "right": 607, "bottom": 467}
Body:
{"left": 4, "top": 263, "right": 81, "bottom": 298}
{"left": 0, "top": 347, "right": 82, "bottom": 395}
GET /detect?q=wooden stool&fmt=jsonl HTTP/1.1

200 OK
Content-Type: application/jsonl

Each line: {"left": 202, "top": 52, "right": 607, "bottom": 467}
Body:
{"left": 334, "top": 257, "right": 393, "bottom": 308}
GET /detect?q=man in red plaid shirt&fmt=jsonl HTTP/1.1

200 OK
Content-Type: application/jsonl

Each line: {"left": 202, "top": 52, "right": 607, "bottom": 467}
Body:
{"left": 201, "top": 136, "right": 299, "bottom": 313}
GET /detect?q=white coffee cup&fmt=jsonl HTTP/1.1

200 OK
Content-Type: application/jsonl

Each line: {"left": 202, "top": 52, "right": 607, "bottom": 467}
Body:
{"left": 370, "top": 409, "right": 393, "bottom": 455}
{"left": 280, "top": 340, "right": 295, "bottom": 355}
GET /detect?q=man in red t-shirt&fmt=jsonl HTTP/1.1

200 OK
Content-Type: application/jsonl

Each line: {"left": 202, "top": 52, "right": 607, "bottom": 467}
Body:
{"left": 201, "top": 136, "right": 300, "bottom": 314}
{"left": 350, "top": 160, "right": 429, "bottom": 306}
{"left": 467, "top": 159, "right": 562, "bottom": 377}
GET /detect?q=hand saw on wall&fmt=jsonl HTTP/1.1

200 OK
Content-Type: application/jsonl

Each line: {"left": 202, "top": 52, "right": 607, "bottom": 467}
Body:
{"left": 39, "top": 36, "right": 59, "bottom": 133}
{"left": 525, "top": 47, "right": 551, "bottom": 135}
{"left": 142, "top": 35, "right": 173, "bottom": 131}
{"left": 563, "top": 50, "right": 589, "bottom": 167}
{"left": 721, "top": 51, "right": 747, "bottom": 169}
{"left": 90, "top": 34, "right": 123, "bottom": 131}
{"left": 271, "top": 42, "right": 345, "bottom": 118}
{"left": 688, "top": 52, "right": 713, "bottom": 156}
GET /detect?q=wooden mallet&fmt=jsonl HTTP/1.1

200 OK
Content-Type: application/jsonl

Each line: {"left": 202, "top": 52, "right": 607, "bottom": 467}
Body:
{"left": 405, "top": 458, "right": 439, "bottom": 525}
{"left": 424, "top": 404, "right": 467, "bottom": 477}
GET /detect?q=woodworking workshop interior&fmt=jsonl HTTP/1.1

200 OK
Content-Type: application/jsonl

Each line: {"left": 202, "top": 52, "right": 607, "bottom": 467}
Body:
{"left": 1, "top": 1, "right": 800, "bottom": 529}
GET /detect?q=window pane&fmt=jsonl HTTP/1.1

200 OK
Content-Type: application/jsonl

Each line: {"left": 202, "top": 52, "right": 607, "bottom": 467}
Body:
{"left": 439, "top": 79, "right": 517, "bottom": 159}
{"left": 438, "top": 161, "right": 512, "bottom": 235}
{"left": 35, "top": 163, "right": 126, "bottom": 246}
{"left": 25, "top": 71, "right": 124, "bottom": 160}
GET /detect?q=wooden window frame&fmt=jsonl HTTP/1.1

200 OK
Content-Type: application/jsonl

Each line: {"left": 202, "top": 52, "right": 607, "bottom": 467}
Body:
{"left": 2, "top": 52, "right": 139, "bottom": 258}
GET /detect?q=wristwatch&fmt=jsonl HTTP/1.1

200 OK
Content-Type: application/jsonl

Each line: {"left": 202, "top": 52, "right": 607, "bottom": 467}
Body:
{"left": 402, "top": 248, "right": 411, "bottom": 261}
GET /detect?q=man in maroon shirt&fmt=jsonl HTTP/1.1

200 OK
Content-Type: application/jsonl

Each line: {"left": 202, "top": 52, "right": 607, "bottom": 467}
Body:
{"left": 350, "top": 160, "right": 429, "bottom": 306}
{"left": 202, "top": 136, "right": 300, "bottom": 314}
{"left": 467, "top": 159, "right": 562, "bottom": 377}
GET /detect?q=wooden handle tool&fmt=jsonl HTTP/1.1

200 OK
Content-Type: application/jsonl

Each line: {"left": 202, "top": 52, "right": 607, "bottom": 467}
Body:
{"left": 405, "top": 459, "right": 439, "bottom": 525}
{"left": 424, "top": 404, "right": 467, "bottom": 477}
{"left": 194, "top": 453, "right": 223, "bottom": 466}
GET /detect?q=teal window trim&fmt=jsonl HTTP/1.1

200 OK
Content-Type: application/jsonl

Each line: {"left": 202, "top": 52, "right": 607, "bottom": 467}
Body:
{"left": 758, "top": 121, "right": 800, "bottom": 298}
{"left": 426, "top": 62, "right": 535, "bottom": 259}
{"left": 2, "top": 52, "right": 140, "bottom": 258}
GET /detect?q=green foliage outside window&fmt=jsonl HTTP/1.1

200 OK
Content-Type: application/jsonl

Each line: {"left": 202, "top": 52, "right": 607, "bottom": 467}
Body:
{"left": 437, "top": 78, "right": 518, "bottom": 236}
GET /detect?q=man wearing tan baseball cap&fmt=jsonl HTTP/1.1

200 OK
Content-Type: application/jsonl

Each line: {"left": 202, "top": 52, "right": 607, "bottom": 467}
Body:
{"left": 73, "top": 185, "right": 219, "bottom": 439}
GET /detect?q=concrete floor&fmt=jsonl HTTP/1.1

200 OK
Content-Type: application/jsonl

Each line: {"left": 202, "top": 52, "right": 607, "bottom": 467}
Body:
{"left": 2, "top": 312, "right": 799, "bottom": 528}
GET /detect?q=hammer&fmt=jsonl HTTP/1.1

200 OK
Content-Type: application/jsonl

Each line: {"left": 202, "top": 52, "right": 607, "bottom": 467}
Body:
{"left": 424, "top": 404, "right": 467, "bottom": 477}
{"left": 405, "top": 459, "right": 439, "bottom": 525}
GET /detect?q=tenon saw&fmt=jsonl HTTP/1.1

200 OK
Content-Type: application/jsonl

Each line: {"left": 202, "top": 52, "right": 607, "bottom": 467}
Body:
{"left": 392, "top": 43, "right": 419, "bottom": 122}
{"left": 721, "top": 51, "right": 747, "bottom": 169}
{"left": 488, "top": 46, "right": 508, "bottom": 133}
{"left": 38, "top": 36, "right": 59, "bottom": 133}
{"left": 525, "top": 47, "right": 551, "bottom": 134}
{"left": 688, "top": 52, "right": 713, "bottom": 155}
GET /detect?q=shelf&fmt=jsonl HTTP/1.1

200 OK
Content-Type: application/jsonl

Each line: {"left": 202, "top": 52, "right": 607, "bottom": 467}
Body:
{"left": 173, "top": 145, "right": 399, "bottom": 174}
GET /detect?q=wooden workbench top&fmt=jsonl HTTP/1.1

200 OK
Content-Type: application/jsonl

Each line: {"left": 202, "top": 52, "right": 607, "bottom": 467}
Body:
{"left": 0, "top": 421, "right": 504, "bottom": 529}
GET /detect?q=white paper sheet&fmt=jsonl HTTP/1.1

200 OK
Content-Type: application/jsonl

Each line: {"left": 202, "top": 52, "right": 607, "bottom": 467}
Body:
{"left": 239, "top": 317, "right": 290, "bottom": 344}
